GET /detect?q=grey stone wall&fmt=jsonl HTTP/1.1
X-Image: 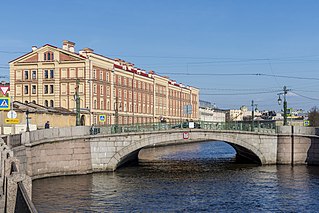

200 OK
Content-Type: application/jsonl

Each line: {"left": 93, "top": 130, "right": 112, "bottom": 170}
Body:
{"left": 277, "top": 126, "right": 319, "bottom": 165}
{"left": 23, "top": 138, "right": 92, "bottom": 179}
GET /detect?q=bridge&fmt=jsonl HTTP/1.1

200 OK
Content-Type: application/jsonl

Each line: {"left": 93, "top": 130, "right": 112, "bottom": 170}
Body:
{"left": 3, "top": 121, "right": 319, "bottom": 180}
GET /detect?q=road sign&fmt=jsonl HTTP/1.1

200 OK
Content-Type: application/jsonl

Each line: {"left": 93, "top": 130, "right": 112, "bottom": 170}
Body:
{"left": 0, "top": 97, "right": 10, "bottom": 110}
{"left": 183, "top": 105, "right": 192, "bottom": 115}
{"left": 183, "top": 132, "right": 189, "bottom": 139}
{"left": 5, "top": 118, "right": 20, "bottom": 124}
{"left": 0, "top": 86, "right": 9, "bottom": 96}
{"left": 99, "top": 114, "right": 106, "bottom": 122}
{"left": 7, "top": 110, "right": 17, "bottom": 119}
{"left": 304, "top": 120, "right": 310, "bottom": 126}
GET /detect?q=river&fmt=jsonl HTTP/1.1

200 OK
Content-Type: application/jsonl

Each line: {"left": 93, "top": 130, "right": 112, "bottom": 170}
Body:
{"left": 32, "top": 141, "right": 319, "bottom": 212}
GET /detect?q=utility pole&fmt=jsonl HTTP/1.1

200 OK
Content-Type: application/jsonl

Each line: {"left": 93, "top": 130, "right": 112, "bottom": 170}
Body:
{"left": 26, "top": 110, "right": 30, "bottom": 132}
{"left": 114, "top": 96, "right": 119, "bottom": 133}
{"left": 251, "top": 100, "right": 257, "bottom": 131}
{"left": 277, "top": 86, "right": 290, "bottom": 126}
{"left": 75, "top": 79, "right": 81, "bottom": 126}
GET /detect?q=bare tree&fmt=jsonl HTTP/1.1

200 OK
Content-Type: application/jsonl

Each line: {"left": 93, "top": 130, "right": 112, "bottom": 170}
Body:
{"left": 308, "top": 107, "right": 319, "bottom": 127}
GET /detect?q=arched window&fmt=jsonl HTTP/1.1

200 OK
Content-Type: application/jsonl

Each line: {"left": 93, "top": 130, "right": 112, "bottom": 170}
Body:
{"left": 50, "top": 100, "right": 54, "bottom": 107}
{"left": 44, "top": 100, "right": 48, "bottom": 107}
{"left": 44, "top": 51, "right": 54, "bottom": 61}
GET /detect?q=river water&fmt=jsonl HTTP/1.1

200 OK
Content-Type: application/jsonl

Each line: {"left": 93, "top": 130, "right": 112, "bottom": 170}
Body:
{"left": 33, "top": 141, "right": 319, "bottom": 212}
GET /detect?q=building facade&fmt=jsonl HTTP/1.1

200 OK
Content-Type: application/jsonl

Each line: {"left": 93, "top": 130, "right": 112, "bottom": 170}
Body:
{"left": 9, "top": 40, "right": 199, "bottom": 126}
{"left": 199, "top": 100, "right": 226, "bottom": 122}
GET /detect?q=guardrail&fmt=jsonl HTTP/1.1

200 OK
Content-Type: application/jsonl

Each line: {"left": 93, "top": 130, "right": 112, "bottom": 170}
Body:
{"left": 94, "top": 121, "right": 277, "bottom": 135}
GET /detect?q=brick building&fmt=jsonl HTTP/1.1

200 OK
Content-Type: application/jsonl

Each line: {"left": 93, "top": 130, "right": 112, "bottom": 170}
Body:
{"left": 9, "top": 40, "right": 199, "bottom": 126}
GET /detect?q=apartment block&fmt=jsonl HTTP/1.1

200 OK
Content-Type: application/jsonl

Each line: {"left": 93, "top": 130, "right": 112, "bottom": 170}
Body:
{"left": 9, "top": 40, "right": 199, "bottom": 126}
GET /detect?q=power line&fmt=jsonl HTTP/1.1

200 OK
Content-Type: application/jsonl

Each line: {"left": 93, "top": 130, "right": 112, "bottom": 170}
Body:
{"left": 291, "top": 91, "right": 319, "bottom": 101}
{"left": 200, "top": 90, "right": 281, "bottom": 96}
{"left": 158, "top": 72, "right": 319, "bottom": 81}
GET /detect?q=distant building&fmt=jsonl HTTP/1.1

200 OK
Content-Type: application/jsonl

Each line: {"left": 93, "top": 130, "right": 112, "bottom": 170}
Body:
{"left": 226, "top": 106, "right": 261, "bottom": 122}
{"left": 199, "top": 100, "right": 226, "bottom": 122}
{"left": 9, "top": 40, "right": 199, "bottom": 126}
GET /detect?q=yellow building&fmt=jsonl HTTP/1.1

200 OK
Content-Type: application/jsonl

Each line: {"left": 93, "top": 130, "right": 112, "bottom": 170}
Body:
{"left": 9, "top": 40, "right": 199, "bottom": 126}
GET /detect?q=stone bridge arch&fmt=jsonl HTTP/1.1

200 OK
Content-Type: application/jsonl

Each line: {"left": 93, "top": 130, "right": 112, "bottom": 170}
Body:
{"left": 104, "top": 130, "right": 277, "bottom": 171}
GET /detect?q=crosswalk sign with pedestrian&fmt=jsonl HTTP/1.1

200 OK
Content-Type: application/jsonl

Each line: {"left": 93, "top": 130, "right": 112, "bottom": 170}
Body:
{"left": 0, "top": 98, "right": 10, "bottom": 110}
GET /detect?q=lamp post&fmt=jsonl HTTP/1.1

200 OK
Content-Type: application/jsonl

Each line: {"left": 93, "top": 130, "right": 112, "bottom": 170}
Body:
{"left": 114, "top": 96, "right": 119, "bottom": 133}
{"left": 74, "top": 79, "right": 81, "bottom": 126}
{"left": 251, "top": 100, "right": 258, "bottom": 131}
{"left": 26, "top": 110, "right": 30, "bottom": 132}
{"left": 277, "top": 86, "right": 290, "bottom": 126}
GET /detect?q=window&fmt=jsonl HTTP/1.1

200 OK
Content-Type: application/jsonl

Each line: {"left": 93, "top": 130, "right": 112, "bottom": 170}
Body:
{"left": 70, "top": 68, "right": 76, "bottom": 78}
{"left": 24, "top": 70, "right": 29, "bottom": 80}
{"left": 16, "top": 85, "right": 22, "bottom": 96}
{"left": 78, "top": 68, "right": 84, "bottom": 78}
{"left": 44, "top": 100, "right": 48, "bottom": 107}
{"left": 32, "top": 70, "right": 37, "bottom": 79}
{"left": 44, "top": 85, "right": 48, "bottom": 94}
{"left": 106, "top": 86, "right": 110, "bottom": 96}
{"left": 93, "top": 69, "right": 96, "bottom": 79}
{"left": 50, "top": 100, "right": 54, "bottom": 107}
{"left": 94, "top": 99, "right": 97, "bottom": 109}
{"left": 100, "top": 71, "right": 103, "bottom": 80}
{"left": 44, "top": 70, "right": 49, "bottom": 79}
{"left": 50, "top": 69, "right": 54, "bottom": 78}
{"left": 44, "top": 52, "right": 54, "bottom": 61}
{"left": 61, "top": 68, "right": 67, "bottom": 78}
{"left": 93, "top": 84, "right": 97, "bottom": 94}
{"left": 100, "top": 85, "right": 104, "bottom": 95}
{"left": 32, "top": 100, "right": 36, "bottom": 104}
{"left": 101, "top": 100, "right": 104, "bottom": 110}
{"left": 24, "top": 85, "right": 29, "bottom": 94}
{"left": 106, "top": 72, "right": 109, "bottom": 82}
{"left": 61, "top": 83, "right": 67, "bottom": 95}
{"left": 118, "top": 76, "right": 121, "bottom": 85}
{"left": 50, "top": 85, "right": 54, "bottom": 93}
{"left": 32, "top": 85, "right": 36, "bottom": 94}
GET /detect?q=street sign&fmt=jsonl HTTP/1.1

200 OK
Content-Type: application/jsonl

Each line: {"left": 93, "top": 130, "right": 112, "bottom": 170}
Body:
{"left": 183, "top": 132, "right": 189, "bottom": 139}
{"left": 0, "top": 86, "right": 9, "bottom": 96}
{"left": 304, "top": 120, "right": 310, "bottom": 126}
{"left": 0, "top": 97, "right": 10, "bottom": 110}
{"left": 7, "top": 110, "right": 17, "bottom": 119}
{"left": 99, "top": 114, "right": 106, "bottom": 122}
{"left": 5, "top": 118, "right": 20, "bottom": 124}
{"left": 183, "top": 105, "right": 192, "bottom": 115}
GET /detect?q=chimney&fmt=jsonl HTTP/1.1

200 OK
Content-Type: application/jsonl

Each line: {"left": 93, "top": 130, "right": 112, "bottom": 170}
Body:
{"left": 32, "top": 46, "right": 37, "bottom": 51}
{"left": 79, "top": 48, "right": 94, "bottom": 56}
{"left": 62, "top": 40, "right": 75, "bottom": 52}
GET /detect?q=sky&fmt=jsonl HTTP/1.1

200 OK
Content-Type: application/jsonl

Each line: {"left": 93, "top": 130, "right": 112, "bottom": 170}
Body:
{"left": 1, "top": 0, "right": 319, "bottom": 111}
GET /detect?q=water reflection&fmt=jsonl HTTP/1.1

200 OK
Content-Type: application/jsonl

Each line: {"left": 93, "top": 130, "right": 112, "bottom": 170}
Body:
{"left": 32, "top": 141, "right": 319, "bottom": 212}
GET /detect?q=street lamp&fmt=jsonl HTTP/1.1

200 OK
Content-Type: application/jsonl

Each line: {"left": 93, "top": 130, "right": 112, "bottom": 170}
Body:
{"left": 277, "top": 86, "right": 290, "bottom": 126}
{"left": 251, "top": 100, "right": 258, "bottom": 131}
{"left": 26, "top": 110, "right": 30, "bottom": 132}
{"left": 74, "top": 79, "right": 81, "bottom": 126}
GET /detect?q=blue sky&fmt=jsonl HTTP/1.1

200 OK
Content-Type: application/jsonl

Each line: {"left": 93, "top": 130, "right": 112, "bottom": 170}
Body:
{"left": 1, "top": 0, "right": 319, "bottom": 111}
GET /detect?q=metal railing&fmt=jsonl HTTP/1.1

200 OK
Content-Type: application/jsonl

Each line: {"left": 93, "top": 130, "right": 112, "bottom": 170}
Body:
{"left": 94, "top": 120, "right": 277, "bottom": 135}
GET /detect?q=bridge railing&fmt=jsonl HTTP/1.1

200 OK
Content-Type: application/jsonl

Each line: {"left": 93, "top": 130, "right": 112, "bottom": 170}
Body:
{"left": 95, "top": 120, "right": 276, "bottom": 135}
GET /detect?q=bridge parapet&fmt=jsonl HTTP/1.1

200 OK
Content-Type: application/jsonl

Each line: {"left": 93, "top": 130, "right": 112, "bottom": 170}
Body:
{"left": 0, "top": 138, "right": 36, "bottom": 213}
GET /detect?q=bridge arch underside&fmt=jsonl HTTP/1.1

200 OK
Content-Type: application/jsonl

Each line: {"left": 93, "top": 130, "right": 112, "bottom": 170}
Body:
{"left": 110, "top": 132, "right": 268, "bottom": 170}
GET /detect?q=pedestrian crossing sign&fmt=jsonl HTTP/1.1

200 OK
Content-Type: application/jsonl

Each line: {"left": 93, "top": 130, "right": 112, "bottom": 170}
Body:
{"left": 99, "top": 114, "right": 106, "bottom": 122}
{"left": 0, "top": 98, "right": 10, "bottom": 110}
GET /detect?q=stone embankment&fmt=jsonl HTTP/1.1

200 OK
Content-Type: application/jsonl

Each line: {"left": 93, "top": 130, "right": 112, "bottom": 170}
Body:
{"left": 0, "top": 138, "right": 37, "bottom": 213}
